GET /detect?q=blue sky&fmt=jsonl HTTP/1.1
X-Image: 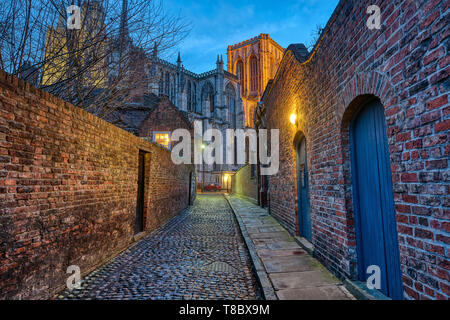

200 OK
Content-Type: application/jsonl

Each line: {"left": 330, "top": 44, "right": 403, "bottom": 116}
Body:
{"left": 162, "top": 0, "right": 339, "bottom": 73}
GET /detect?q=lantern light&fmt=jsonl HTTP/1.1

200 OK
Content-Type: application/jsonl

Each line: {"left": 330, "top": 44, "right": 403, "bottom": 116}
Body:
{"left": 290, "top": 114, "right": 297, "bottom": 125}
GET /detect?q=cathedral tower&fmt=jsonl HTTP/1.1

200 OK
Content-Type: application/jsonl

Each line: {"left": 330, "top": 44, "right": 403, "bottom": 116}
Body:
{"left": 227, "top": 34, "right": 284, "bottom": 127}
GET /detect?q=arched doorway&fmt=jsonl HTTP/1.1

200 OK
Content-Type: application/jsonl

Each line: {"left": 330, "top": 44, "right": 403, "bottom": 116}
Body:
{"left": 350, "top": 98, "right": 403, "bottom": 299}
{"left": 135, "top": 151, "right": 147, "bottom": 235}
{"left": 295, "top": 135, "right": 311, "bottom": 242}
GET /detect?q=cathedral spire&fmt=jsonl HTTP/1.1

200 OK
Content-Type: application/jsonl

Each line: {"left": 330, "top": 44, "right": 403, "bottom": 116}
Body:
{"left": 177, "top": 52, "right": 182, "bottom": 66}
{"left": 217, "top": 54, "right": 224, "bottom": 72}
{"left": 119, "top": 0, "right": 129, "bottom": 43}
{"left": 153, "top": 42, "right": 158, "bottom": 59}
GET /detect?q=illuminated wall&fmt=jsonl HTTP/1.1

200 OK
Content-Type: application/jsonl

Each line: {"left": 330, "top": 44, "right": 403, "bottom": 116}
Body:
{"left": 227, "top": 34, "right": 284, "bottom": 127}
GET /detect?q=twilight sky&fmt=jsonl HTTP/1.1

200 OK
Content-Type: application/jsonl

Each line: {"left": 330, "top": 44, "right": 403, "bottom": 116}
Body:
{"left": 162, "top": 0, "right": 339, "bottom": 73}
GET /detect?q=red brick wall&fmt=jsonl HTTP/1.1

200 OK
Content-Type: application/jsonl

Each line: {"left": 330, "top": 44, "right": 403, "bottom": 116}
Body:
{"left": 231, "top": 164, "right": 258, "bottom": 203}
{"left": 263, "top": 0, "right": 449, "bottom": 299}
{"left": 139, "top": 96, "right": 196, "bottom": 206}
{"left": 0, "top": 71, "right": 193, "bottom": 299}
{"left": 139, "top": 96, "right": 193, "bottom": 143}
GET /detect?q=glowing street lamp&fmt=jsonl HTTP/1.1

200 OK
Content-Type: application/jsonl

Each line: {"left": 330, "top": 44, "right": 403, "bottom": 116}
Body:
{"left": 224, "top": 174, "right": 230, "bottom": 193}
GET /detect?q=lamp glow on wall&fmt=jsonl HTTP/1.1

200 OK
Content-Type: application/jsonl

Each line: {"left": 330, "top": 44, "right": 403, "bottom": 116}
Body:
{"left": 224, "top": 174, "right": 230, "bottom": 193}
{"left": 290, "top": 113, "right": 297, "bottom": 126}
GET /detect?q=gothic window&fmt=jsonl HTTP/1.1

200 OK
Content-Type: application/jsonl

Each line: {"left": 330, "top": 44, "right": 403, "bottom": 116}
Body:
{"left": 201, "top": 82, "right": 214, "bottom": 115}
{"left": 192, "top": 82, "right": 197, "bottom": 112}
{"left": 170, "top": 74, "right": 176, "bottom": 103}
{"left": 225, "top": 83, "right": 236, "bottom": 127}
{"left": 250, "top": 56, "right": 258, "bottom": 92}
{"left": 270, "top": 57, "right": 275, "bottom": 78}
{"left": 158, "top": 75, "right": 164, "bottom": 96}
{"left": 234, "top": 136, "right": 237, "bottom": 165}
{"left": 187, "top": 81, "right": 192, "bottom": 111}
{"left": 236, "top": 60, "right": 244, "bottom": 95}
{"left": 164, "top": 72, "right": 169, "bottom": 95}
{"left": 210, "top": 92, "right": 214, "bottom": 113}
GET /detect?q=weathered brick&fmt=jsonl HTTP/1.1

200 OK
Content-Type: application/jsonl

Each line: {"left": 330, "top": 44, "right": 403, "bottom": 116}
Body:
{"left": 0, "top": 70, "right": 194, "bottom": 300}
{"left": 259, "top": 0, "right": 449, "bottom": 300}
{"left": 414, "top": 228, "right": 434, "bottom": 240}
{"left": 434, "top": 119, "right": 450, "bottom": 132}
{"left": 426, "top": 95, "right": 448, "bottom": 110}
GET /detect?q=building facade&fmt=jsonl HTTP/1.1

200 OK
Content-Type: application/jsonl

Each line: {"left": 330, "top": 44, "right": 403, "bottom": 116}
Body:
{"left": 256, "top": 0, "right": 449, "bottom": 300}
{"left": 145, "top": 52, "right": 245, "bottom": 189}
{"left": 41, "top": 1, "right": 109, "bottom": 89}
{"left": 227, "top": 34, "right": 284, "bottom": 127}
{"left": 40, "top": 0, "right": 283, "bottom": 187}
{"left": 231, "top": 163, "right": 258, "bottom": 204}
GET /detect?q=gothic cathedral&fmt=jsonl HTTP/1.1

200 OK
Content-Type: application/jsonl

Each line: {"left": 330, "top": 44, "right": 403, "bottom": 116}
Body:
{"left": 227, "top": 34, "right": 284, "bottom": 127}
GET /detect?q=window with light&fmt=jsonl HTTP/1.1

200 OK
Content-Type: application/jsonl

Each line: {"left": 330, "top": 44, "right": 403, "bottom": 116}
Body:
{"left": 153, "top": 132, "right": 171, "bottom": 150}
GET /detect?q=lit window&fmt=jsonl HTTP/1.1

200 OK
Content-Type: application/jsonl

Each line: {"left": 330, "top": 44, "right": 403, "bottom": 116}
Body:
{"left": 153, "top": 132, "right": 171, "bottom": 150}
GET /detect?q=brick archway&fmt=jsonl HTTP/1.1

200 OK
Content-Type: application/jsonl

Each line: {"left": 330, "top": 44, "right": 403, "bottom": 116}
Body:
{"left": 335, "top": 70, "right": 396, "bottom": 126}
{"left": 333, "top": 70, "right": 397, "bottom": 279}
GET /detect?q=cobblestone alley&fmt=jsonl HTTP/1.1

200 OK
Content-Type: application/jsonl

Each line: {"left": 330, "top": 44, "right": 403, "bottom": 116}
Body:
{"left": 57, "top": 195, "right": 261, "bottom": 300}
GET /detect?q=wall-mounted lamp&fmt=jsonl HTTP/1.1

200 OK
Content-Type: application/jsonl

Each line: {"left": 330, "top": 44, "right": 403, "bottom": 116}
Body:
{"left": 290, "top": 114, "right": 297, "bottom": 125}
{"left": 224, "top": 174, "right": 230, "bottom": 193}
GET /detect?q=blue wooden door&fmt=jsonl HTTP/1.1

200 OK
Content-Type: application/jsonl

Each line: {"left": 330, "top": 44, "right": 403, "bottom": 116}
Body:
{"left": 296, "top": 138, "right": 312, "bottom": 241}
{"left": 351, "top": 99, "right": 403, "bottom": 299}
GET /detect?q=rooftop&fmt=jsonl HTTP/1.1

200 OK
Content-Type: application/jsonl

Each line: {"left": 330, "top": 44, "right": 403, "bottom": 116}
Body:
{"left": 227, "top": 34, "right": 284, "bottom": 52}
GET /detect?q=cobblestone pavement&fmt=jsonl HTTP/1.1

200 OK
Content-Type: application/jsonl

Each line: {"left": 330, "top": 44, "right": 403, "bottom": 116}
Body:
{"left": 58, "top": 195, "right": 262, "bottom": 300}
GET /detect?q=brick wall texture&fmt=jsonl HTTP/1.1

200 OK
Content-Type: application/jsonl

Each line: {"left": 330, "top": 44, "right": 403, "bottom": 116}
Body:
{"left": 0, "top": 71, "right": 194, "bottom": 299}
{"left": 231, "top": 164, "right": 258, "bottom": 202}
{"left": 139, "top": 96, "right": 193, "bottom": 141}
{"left": 262, "top": 0, "right": 449, "bottom": 299}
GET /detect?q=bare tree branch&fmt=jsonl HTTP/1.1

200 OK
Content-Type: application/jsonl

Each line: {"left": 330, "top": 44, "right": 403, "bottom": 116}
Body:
{"left": 0, "top": 0, "right": 191, "bottom": 117}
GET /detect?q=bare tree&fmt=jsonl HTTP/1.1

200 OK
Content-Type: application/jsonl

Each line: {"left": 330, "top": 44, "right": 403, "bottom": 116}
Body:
{"left": 307, "top": 24, "right": 324, "bottom": 52}
{"left": 0, "top": 0, "right": 190, "bottom": 118}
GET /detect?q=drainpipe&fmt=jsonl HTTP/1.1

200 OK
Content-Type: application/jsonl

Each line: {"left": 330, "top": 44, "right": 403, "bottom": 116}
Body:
{"left": 255, "top": 102, "right": 262, "bottom": 207}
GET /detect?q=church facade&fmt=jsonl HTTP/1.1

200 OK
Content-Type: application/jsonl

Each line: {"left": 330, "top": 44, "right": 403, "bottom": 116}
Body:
{"left": 41, "top": 1, "right": 283, "bottom": 189}
{"left": 136, "top": 35, "right": 284, "bottom": 188}
{"left": 145, "top": 51, "right": 245, "bottom": 190}
{"left": 227, "top": 34, "right": 284, "bottom": 127}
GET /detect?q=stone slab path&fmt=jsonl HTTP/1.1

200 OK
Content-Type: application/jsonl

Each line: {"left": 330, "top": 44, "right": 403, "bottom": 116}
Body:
{"left": 57, "top": 195, "right": 261, "bottom": 300}
{"left": 226, "top": 195, "right": 355, "bottom": 300}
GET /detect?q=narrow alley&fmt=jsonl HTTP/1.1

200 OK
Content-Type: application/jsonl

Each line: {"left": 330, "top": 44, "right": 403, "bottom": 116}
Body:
{"left": 57, "top": 195, "right": 261, "bottom": 300}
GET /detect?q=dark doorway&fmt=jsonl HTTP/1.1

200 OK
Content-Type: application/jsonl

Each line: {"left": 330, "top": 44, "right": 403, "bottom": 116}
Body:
{"left": 296, "top": 136, "right": 311, "bottom": 241}
{"left": 188, "top": 172, "right": 193, "bottom": 205}
{"left": 351, "top": 98, "right": 403, "bottom": 299}
{"left": 135, "top": 151, "right": 146, "bottom": 235}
